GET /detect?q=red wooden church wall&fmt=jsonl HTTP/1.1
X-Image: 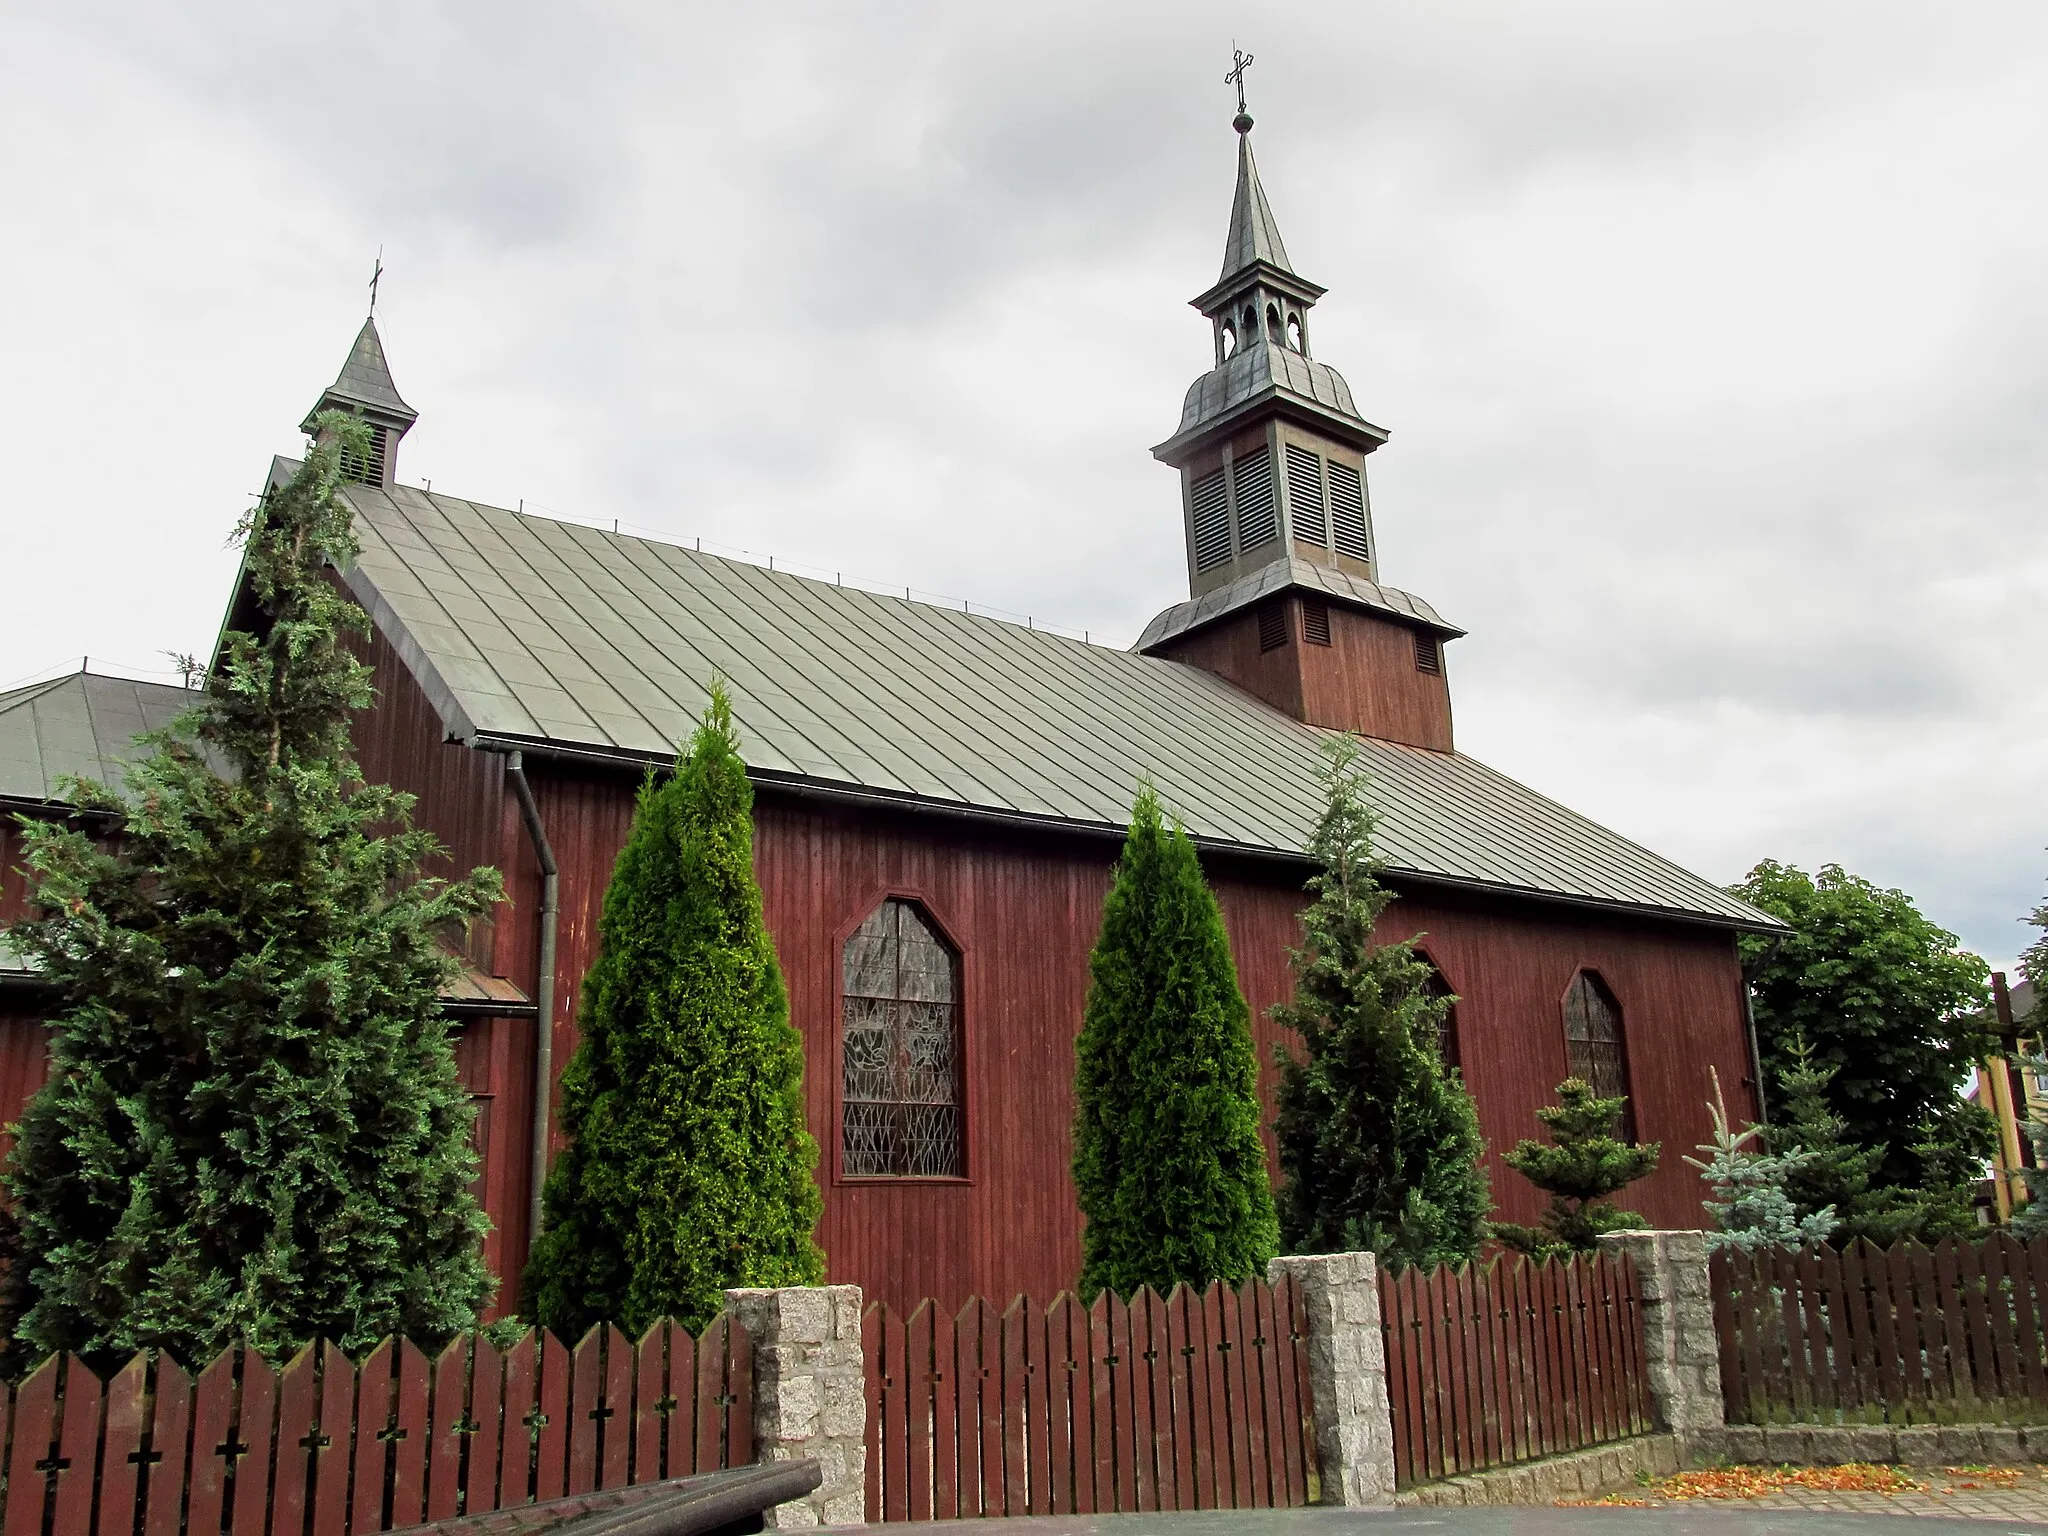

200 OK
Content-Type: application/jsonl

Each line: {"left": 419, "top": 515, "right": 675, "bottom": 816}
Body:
{"left": 518, "top": 765, "right": 1753, "bottom": 1317}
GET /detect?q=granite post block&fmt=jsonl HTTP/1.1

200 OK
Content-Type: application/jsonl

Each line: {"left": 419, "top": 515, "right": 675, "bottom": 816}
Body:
{"left": 725, "top": 1284, "right": 868, "bottom": 1527}
{"left": 1268, "top": 1251, "right": 1398, "bottom": 1506}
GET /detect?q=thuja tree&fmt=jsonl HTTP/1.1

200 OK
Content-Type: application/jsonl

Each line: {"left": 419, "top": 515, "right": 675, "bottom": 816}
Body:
{"left": 1491, "top": 1079, "right": 1659, "bottom": 1259}
{"left": 2, "top": 416, "right": 502, "bottom": 1364}
{"left": 1272, "top": 737, "right": 1489, "bottom": 1269}
{"left": 523, "top": 687, "right": 823, "bottom": 1338}
{"left": 1072, "top": 785, "right": 1278, "bottom": 1299}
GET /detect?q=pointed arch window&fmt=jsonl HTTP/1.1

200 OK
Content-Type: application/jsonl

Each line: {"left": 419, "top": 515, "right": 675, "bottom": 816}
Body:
{"left": 1419, "top": 956, "right": 1459, "bottom": 1070}
{"left": 841, "top": 899, "right": 964, "bottom": 1178}
{"left": 1562, "top": 971, "right": 1634, "bottom": 1136}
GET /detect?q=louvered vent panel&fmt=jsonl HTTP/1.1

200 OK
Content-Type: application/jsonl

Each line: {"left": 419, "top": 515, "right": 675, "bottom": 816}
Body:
{"left": 1285, "top": 444, "right": 1328, "bottom": 546}
{"left": 1302, "top": 598, "right": 1332, "bottom": 646}
{"left": 1258, "top": 601, "right": 1287, "bottom": 652}
{"left": 1328, "top": 460, "right": 1370, "bottom": 561}
{"left": 1190, "top": 468, "right": 1231, "bottom": 573}
{"left": 341, "top": 425, "right": 389, "bottom": 487}
{"left": 1233, "top": 446, "right": 1277, "bottom": 553}
{"left": 1414, "top": 631, "right": 1443, "bottom": 675}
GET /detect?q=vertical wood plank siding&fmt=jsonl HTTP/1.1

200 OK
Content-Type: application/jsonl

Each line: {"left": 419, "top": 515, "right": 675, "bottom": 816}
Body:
{"left": 519, "top": 766, "right": 1754, "bottom": 1316}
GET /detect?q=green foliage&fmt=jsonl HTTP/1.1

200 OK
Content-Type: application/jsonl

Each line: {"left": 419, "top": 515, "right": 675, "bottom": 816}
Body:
{"left": 2014, "top": 887, "right": 2048, "bottom": 1239}
{"left": 1072, "top": 785, "right": 1278, "bottom": 1299}
{"left": 1492, "top": 1079, "right": 1659, "bottom": 1259}
{"left": 522, "top": 686, "right": 823, "bottom": 1337}
{"left": 1271, "top": 737, "right": 1489, "bottom": 1270}
{"left": 1684, "top": 1068, "right": 1835, "bottom": 1252}
{"left": 1735, "top": 860, "right": 1994, "bottom": 1195}
{"left": 1769, "top": 1028, "right": 1974, "bottom": 1245}
{"left": 2, "top": 417, "right": 502, "bottom": 1366}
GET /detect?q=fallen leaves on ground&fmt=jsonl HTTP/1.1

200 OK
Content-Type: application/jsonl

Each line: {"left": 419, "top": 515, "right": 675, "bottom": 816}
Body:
{"left": 1567, "top": 1463, "right": 1929, "bottom": 1505}
{"left": 1941, "top": 1465, "right": 2026, "bottom": 1490}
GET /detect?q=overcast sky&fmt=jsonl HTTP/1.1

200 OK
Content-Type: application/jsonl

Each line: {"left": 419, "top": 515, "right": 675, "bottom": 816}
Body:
{"left": 4, "top": 2, "right": 2044, "bottom": 968}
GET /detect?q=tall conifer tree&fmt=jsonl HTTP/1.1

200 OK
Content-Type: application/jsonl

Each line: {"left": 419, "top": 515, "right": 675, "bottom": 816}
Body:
{"left": 1272, "top": 738, "right": 1490, "bottom": 1269}
{"left": 3, "top": 418, "right": 501, "bottom": 1363}
{"left": 522, "top": 687, "right": 823, "bottom": 1337}
{"left": 1072, "top": 786, "right": 1278, "bottom": 1299}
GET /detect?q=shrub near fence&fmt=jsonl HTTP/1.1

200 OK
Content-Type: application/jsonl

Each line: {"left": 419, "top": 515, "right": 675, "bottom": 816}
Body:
{"left": 1379, "top": 1248, "right": 1653, "bottom": 1489}
{"left": 0, "top": 1319, "right": 752, "bottom": 1536}
{"left": 1713, "top": 1235, "right": 2048, "bottom": 1426}
{"left": 862, "top": 1276, "right": 1317, "bottom": 1522}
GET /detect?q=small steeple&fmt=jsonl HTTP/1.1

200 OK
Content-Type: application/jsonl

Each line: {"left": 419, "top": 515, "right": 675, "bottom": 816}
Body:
{"left": 300, "top": 316, "right": 417, "bottom": 489}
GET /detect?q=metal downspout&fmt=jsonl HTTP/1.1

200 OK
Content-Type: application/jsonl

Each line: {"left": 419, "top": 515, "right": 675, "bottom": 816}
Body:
{"left": 1740, "top": 934, "right": 1786, "bottom": 1126}
{"left": 504, "top": 751, "right": 559, "bottom": 1259}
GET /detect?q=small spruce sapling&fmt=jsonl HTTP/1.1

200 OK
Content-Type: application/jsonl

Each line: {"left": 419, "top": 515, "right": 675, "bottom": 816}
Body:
{"left": 1072, "top": 785, "right": 1278, "bottom": 1299}
{"left": 1271, "top": 736, "right": 1490, "bottom": 1269}
{"left": 1491, "top": 1079, "right": 1659, "bottom": 1259}
{"left": 1685, "top": 1067, "right": 1835, "bottom": 1252}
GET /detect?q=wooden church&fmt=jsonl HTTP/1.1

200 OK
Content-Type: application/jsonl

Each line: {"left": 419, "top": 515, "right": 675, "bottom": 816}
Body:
{"left": 1, "top": 115, "right": 1778, "bottom": 1317}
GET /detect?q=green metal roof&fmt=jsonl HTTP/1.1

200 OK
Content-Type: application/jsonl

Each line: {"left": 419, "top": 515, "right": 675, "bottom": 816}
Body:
{"left": 311, "top": 468, "right": 1777, "bottom": 930}
{"left": 0, "top": 671, "right": 197, "bottom": 806}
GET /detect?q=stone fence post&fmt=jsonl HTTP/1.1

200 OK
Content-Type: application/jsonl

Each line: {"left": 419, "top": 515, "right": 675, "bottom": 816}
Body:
{"left": 1595, "top": 1230, "right": 1726, "bottom": 1465}
{"left": 1267, "top": 1251, "right": 1397, "bottom": 1507}
{"left": 724, "top": 1284, "right": 867, "bottom": 1527}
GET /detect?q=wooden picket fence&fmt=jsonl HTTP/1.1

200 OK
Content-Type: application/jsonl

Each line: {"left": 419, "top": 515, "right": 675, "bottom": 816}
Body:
{"left": 1713, "top": 1235, "right": 2048, "bottom": 1425}
{"left": 0, "top": 1319, "right": 752, "bottom": 1536}
{"left": 862, "top": 1277, "right": 1317, "bottom": 1521}
{"left": 1379, "top": 1248, "right": 1652, "bottom": 1489}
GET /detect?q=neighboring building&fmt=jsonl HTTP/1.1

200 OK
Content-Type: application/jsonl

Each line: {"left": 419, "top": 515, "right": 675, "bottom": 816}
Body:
{"left": 5, "top": 115, "right": 1782, "bottom": 1317}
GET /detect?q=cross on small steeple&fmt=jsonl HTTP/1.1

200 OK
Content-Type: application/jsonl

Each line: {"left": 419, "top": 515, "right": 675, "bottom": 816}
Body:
{"left": 368, "top": 248, "right": 384, "bottom": 319}
{"left": 1225, "top": 45, "right": 1255, "bottom": 132}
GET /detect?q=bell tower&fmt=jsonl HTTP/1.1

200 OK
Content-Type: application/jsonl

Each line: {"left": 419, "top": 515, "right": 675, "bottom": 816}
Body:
{"left": 1138, "top": 77, "right": 1461, "bottom": 752}
{"left": 300, "top": 317, "right": 417, "bottom": 489}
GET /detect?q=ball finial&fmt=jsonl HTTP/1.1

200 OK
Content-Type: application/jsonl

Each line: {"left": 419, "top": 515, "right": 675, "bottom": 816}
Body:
{"left": 1233, "top": 110, "right": 1254, "bottom": 135}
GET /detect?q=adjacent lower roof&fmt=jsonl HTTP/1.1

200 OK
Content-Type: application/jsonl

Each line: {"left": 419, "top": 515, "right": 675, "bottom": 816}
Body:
{"left": 310, "top": 463, "right": 1778, "bottom": 930}
{"left": 0, "top": 671, "right": 197, "bottom": 805}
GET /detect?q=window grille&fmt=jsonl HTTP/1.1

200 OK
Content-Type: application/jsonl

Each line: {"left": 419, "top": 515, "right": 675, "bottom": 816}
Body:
{"left": 1232, "top": 446, "right": 1277, "bottom": 553}
{"left": 1414, "top": 632, "right": 1442, "bottom": 675}
{"left": 1191, "top": 468, "right": 1232, "bottom": 573}
{"left": 1419, "top": 960, "right": 1459, "bottom": 1069}
{"left": 842, "top": 899, "right": 964, "bottom": 1177}
{"left": 1562, "top": 971, "right": 1633, "bottom": 1136}
{"left": 1286, "top": 444, "right": 1328, "bottom": 547}
{"left": 1258, "top": 601, "right": 1288, "bottom": 652}
{"left": 1327, "top": 460, "right": 1370, "bottom": 562}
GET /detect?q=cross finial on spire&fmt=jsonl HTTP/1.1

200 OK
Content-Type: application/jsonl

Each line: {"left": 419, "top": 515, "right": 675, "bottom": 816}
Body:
{"left": 367, "top": 247, "right": 384, "bottom": 319}
{"left": 1225, "top": 45, "right": 1255, "bottom": 134}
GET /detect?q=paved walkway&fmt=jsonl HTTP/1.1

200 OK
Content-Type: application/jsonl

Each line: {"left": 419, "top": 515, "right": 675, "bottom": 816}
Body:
{"left": 865, "top": 1507, "right": 2034, "bottom": 1534}
{"left": 1577, "top": 1463, "right": 2048, "bottom": 1524}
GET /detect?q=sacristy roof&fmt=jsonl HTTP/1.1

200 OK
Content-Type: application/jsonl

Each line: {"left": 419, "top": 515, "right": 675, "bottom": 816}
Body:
{"left": 302, "top": 464, "right": 1777, "bottom": 930}
{"left": 0, "top": 671, "right": 198, "bottom": 806}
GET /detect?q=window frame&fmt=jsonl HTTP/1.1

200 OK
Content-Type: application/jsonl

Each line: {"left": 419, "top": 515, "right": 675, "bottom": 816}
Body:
{"left": 1559, "top": 969, "right": 1636, "bottom": 1140}
{"left": 832, "top": 888, "right": 974, "bottom": 1186}
{"left": 1415, "top": 948, "right": 1461, "bottom": 1072}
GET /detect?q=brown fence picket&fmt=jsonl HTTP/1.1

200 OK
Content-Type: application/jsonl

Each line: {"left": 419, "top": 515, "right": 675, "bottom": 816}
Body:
{"left": 467, "top": 1335, "right": 506, "bottom": 1516}
{"left": 1084, "top": 1294, "right": 1116, "bottom": 1515}
{"left": 932, "top": 1301, "right": 961, "bottom": 1521}
{"left": 234, "top": 1343, "right": 282, "bottom": 1536}
{"left": 566, "top": 1326, "right": 602, "bottom": 1497}
{"left": 187, "top": 1345, "right": 238, "bottom": 1536}
{"left": 630, "top": 1324, "right": 665, "bottom": 1487}
{"left": 424, "top": 1338, "right": 467, "bottom": 1522}
{"left": 389, "top": 1339, "right": 431, "bottom": 1527}
{"left": 95, "top": 1354, "right": 147, "bottom": 1536}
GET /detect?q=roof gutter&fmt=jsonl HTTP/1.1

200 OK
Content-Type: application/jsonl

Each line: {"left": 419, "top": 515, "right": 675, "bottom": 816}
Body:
{"left": 499, "top": 749, "right": 560, "bottom": 1262}
{"left": 464, "top": 731, "right": 1786, "bottom": 937}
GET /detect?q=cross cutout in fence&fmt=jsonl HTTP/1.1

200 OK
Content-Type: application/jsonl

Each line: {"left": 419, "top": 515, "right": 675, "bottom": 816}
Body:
{"left": 214, "top": 1435, "right": 252, "bottom": 1465}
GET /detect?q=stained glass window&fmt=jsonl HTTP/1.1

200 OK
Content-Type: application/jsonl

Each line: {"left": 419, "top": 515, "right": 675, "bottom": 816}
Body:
{"left": 1562, "top": 971, "right": 1633, "bottom": 1136}
{"left": 841, "top": 899, "right": 963, "bottom": 1178}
